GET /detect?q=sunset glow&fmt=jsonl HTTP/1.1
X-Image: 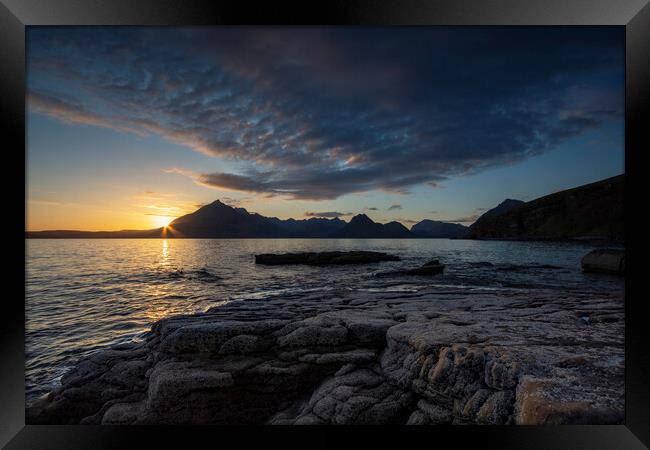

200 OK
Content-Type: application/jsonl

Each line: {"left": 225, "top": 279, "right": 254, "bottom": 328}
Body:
{"left": 152, "top": 215, "right": 175, "bottom": 229}
{"left": 26, "top": 27, "right": 624, "bottom": 232}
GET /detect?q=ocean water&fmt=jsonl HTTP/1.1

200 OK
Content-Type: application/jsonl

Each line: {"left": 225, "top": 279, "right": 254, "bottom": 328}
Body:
{"left": 25, "top": 238, "right": 624, "bottom": 403}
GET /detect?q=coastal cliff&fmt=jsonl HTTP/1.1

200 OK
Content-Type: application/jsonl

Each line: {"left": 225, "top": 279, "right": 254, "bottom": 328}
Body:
{"left": 27, "top": 287, "right": 623, "bottom": 425}
{"left": 469, "top": 175, "right": 624, "bottom": 241}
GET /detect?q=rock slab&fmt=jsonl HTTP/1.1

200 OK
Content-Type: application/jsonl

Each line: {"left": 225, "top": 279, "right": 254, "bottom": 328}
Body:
{"left": 26, "top": 286, "right": 624, "bottom": 425}
{"left": 255, "top": 251, "right": 400, "bottom": 266}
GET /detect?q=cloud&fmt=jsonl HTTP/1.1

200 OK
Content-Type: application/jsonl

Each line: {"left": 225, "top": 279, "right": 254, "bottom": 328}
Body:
{"left": 135, "top": 191, "right": 177, "bottom": 200}
{"left": 445, "top": 214, "right": 481, "bottom": 224}
{"left": 28, "top": 28, "right": 623, "bottom": 200}
{"left": 388, "top": 204, "right": 402, "bottom": 211}
{"left": 365, "top": 207, "right": 379, "bottom": 211}
{"left": 218, "top": 196, "right": 250, "bottom": 207}
{"left": 393, "top": 217, "right": 418, "bottom": 224}
{"left": 196, "top": 172, "right": 272, "bottom": 194}
{"left": 135, "top": 204, "right": 179, "bottom": 211}
{"left": 304, "top": 211, "right": 352, "bottom": 218}
{"left": 27, "top": 91, "right": 144, "bottom": 136}
{"left": 28, "top": 199, "right": 80, "bottom": 207}
{"left": 176, "top": 167, "right": 430, "bottom": 200}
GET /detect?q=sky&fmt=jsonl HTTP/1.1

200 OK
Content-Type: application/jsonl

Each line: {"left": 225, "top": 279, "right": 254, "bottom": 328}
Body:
{"left": 26, "top": 27, "right": 624, "bottom": 231}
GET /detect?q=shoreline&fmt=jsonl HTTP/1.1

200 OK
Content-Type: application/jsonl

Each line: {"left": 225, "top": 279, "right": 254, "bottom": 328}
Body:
{"left": 26, "top": 235, "right": 624, "bottom": 245}
{"left": 27, "top": 285, "right": 624, "bottom": 425}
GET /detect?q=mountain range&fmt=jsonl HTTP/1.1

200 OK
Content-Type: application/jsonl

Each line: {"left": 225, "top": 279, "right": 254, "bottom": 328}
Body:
{"left": 26, "top": 174, "right": 623, "bottom": 240}
{"left": 143, "top": 202, "right": 464, "bottom": 238}
{"left": 26, "top": 200, "right": 466, "bottom": 239}
{"left": 410, "top": 219, "right": 470, "bottom": 238}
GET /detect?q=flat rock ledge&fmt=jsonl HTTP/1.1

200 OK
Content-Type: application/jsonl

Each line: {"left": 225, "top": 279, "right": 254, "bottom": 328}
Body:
{"left": 255, "top": 251, "right": 400, "bottom": 266}
{"left": 26, "top": 287, "right": 624, "bottom": 425}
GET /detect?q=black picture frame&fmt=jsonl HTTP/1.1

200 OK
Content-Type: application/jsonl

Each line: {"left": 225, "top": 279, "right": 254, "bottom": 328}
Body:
{"left": 2, "top": 0, "right": 648, "bottom": 448}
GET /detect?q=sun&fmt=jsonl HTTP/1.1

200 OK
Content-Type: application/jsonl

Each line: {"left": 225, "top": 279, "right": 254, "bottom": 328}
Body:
{"left": 152, "top": 215, "right": 174, "bottom": 229}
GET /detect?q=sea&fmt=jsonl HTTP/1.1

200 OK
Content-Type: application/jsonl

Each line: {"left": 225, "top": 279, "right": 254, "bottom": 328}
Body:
{"left": 25, "top": 238, "right": 624, "bottom": 403}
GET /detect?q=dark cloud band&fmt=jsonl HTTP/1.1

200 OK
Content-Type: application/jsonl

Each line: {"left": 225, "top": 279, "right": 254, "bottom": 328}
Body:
{"left": 27, "top": 27, "right": 623, "bottom": 200}
{"left": 304, "top": 211, "right": 352, "bottom": 218}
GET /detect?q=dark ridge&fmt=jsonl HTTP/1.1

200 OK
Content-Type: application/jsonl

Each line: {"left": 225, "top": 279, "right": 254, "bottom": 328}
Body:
{"left": 469, "top": 174, "right": 624, "bottom": 241}
{"left": 410, "top": 219, "right": 469, "bottom": 238}
{"left": 330, "top": 215, "right": 413, "bottom": 238}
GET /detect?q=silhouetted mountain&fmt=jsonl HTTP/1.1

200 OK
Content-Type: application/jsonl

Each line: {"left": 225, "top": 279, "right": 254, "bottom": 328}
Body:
{"left": 331, "top": 214, "right": 413, "bottom": 238}
{"left": 271, "top": 217, "right": 347, "bottom": 237}
{"left": 30, "top": 176, "right": 622, "bottom": 241}
{"left": 410, "top": 220, "right": 469, "bottom": 238}
{"left": 167, "top": 200, "right": 285, "bottom": 237}
{"left": 475, "top": 199, "right": 525, "bottom": 224}
{"left": 383, "top": 221, "right": 413, "bottom": 237}
{"left": 27, "top": 200, "right": 349, "bottom": 238}
{"left": 166, "top": 200, "right": 352, "bottom": 238}
{"left": 468, "top": 175, "right": 624, "bottom": 240}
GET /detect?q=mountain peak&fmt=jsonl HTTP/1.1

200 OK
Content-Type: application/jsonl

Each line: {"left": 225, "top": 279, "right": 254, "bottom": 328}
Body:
{"left": 332, "top": 214, "right": 413, "bottom": 238}
{"left": 349, "top": 213, "right": 374, "bottom": 225}
{"left": 470, "top": 198, "right": 526, "bottom": 227}
{"left": 203, "top": 200, "right": 248, "bottom": 213}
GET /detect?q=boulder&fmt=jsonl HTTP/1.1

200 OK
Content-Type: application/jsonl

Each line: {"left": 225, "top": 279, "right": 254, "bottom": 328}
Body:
{"left": 255, "top": 251, "right": 400, "bottom": 266}
{"left": 581, "top": 249, "right": 624, "bottom": 275}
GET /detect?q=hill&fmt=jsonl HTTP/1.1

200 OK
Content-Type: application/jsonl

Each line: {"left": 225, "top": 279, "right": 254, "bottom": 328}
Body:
{"left": 468, "top": 175, "right": 624, "bottom": 240}
{"left": 410, "top": 220, "right": 469, "bottom": 238}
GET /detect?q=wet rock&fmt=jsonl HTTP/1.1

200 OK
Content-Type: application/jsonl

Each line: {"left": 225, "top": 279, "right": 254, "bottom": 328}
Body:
{"left": 255, "top": 251, "right": 400, "bottom": 266}
{"left": 496, "top": 263, "right": 562, "bottom": 272}
{"left": 581, "top": 249, "right": 625, "bottom": 275}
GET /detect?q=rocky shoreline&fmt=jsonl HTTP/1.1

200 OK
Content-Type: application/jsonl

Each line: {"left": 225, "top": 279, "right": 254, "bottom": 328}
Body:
{"left": 26, "top": 286, "right": 624, "bottom": 425}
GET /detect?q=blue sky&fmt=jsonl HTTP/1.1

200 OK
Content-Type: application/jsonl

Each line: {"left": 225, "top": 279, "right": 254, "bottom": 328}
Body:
{"left": 26, "top": 27, "right": 624, "bottom": 231}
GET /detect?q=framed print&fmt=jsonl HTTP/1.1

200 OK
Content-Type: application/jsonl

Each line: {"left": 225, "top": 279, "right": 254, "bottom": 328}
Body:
{"left": 1, "top": 0, "right": 649, "bottom": 448}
